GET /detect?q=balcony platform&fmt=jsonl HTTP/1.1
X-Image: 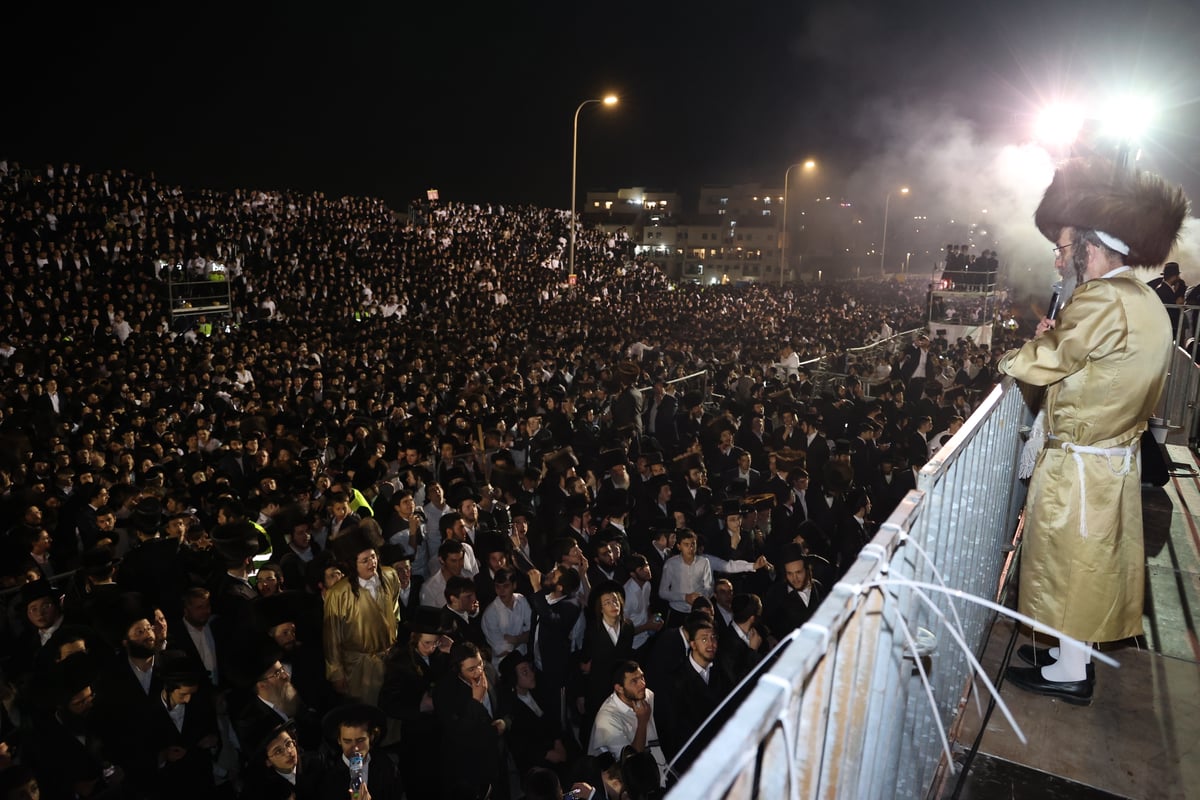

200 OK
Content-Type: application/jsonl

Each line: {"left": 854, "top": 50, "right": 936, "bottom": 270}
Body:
{"left": 950, "top": 443, "right": 1200, "bottom": 800}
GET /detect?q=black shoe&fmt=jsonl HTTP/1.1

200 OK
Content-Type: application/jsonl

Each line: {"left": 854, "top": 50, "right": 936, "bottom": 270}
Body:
{"left": 1017, "top": 645, "right": 1096, "bottom": 679}
{"left": 1004, "top": 666, "right": 1094, "bottom": 706}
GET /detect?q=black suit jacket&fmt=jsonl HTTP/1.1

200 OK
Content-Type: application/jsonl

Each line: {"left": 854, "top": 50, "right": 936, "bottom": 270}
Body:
{"left": 529, "top": 592, "right": 581, "bottom": 697}
{"left": 581, "top": 618, "right": 635, "bottom": 715}
{"left": 658, "top": 659, "right": 730, "bottom": 758}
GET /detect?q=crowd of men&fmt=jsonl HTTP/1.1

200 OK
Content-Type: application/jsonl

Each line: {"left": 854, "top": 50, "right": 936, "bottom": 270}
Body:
{"left": 0, "top": 157, "right": 1021, "bottom": 800}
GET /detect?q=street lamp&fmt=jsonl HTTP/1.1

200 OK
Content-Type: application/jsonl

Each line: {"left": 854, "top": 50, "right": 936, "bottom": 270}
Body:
{"left": 568, "top": 94, "right": 619, "bottom": 279}
{"left": 779, "top": 159, "right": 816, "bottom": 286}
{"left": 879, "top": 186, "right": 909, "bottom": 274}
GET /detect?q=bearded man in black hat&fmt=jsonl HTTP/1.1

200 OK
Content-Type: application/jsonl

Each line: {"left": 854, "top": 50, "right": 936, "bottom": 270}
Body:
{"left": 1000, "top": 157, "right": 1188, "bottom": 705}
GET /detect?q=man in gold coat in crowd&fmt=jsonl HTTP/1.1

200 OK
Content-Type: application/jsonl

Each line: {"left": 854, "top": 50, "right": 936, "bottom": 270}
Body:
{"left": 999, "top": 157, "right": 1188, "bottom": 704}
{"left": 324, "top": 526, "right": 402, "bottom": 705}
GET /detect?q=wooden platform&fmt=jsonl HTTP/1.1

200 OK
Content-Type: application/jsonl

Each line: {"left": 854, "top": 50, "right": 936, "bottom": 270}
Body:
{"left": 949, "top": 444, "right": 1200, "bottom": 800}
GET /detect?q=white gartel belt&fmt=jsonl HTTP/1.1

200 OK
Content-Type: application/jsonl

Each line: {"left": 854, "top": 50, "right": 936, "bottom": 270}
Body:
{"left": 1047, "top": 433, "right": 1138, "bottom": 538}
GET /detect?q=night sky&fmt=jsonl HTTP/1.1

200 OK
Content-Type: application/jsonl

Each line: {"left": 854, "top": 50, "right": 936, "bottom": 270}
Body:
{"left": 5, "top": 1, "right": 1200, "bottom": 217}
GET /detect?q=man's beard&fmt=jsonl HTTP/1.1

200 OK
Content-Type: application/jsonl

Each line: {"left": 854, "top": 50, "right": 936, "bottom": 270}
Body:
{"left": 265, "top": 680, "right": 301, "bottom": 717}
{"left": 127, "top": 641, "right": 157, "bottom": 660}
{"left": 612, "top": 474, "right": 630, "bottom": 490}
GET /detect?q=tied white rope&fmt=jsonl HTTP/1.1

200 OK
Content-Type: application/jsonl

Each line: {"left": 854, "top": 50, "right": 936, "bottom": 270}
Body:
{"left": 1018, "top": 408, "right": 1046, "bottom": 479}
{"left": 1060, "top": 441, "right": 1133, "bottom": 538}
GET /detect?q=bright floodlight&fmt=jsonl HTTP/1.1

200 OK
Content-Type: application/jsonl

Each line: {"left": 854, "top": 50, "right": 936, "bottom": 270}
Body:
{"left": 900, "top": 187, "right": 909, "bottom": 195}
{"left": 1100, "top": 94, "right": 1153, "bottom": 142}
{"left": 1035, "top": 103, "right": 1084, "bottom": 146}
{"left": 603, "top": 95, "right": 618, "bottom": 105}
{"left": 803, "top": 159, "right": 816, "bottom": 170}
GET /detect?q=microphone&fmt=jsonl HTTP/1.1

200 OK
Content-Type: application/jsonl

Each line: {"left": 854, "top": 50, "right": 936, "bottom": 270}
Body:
{"left": 1047, "top": 281, "right": 1063, "bottom": 320}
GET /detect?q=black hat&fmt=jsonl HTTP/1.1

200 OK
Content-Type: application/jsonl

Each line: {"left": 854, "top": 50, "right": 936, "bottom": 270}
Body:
{"left": 675, "top": 452, "right": 703, "bottom": 474}
{"left": 598, "top": 448, "right": 627, "bottom": 471}
{"left": 378, "top": 543, "right": 412, "bottom": 567}
{"left": 509, "top": 504, "right": 535, "bottom": 522}
{"left": 241, "top": 713, "right": 298, "bottom": 763}
{"left": 404, "top": 605, "right": 451, "bottom": 636}
{"left": 448, "top": 482, "right": 481, "bottom": 508}
{"left": 562, "top": 493, "right": 590, "bottom": 519}
{"left": 54, "top": 651, "right": 97, "bottom": 704}
{"left": 718, "top": 497, "right": 746, "bottom": 518}
{"left": 96, "top": 591, "right": 153, "bottom": 648}
{"left": 159, "top": 649, "right": 209, "bottom": 687}
{"left": 211, "top": 520, "right": 270, "bottom": 564}
{"left": 80, "top": 544, "right": 119, "bottom": 577}
{"left": 779, "top": 542, "right": 807, "bottom": 566}
{"left": 322, "top": 702, "right": 388, "bottom": 744}
{"left": 19, "top": 578, "right": 58, "bottom": 614}
{"left": 331, "top": 526, "right": 377, "bottom": 566}
{"left": 1163, "top": 261, "right": 1181, "bottom": 278}
{"left": 594, "top": 489, "right": 630, "bottom": 519}
{"left": 498, "top": 649, "right": 532, "bottom": 688}
{"left": 544, "top": 447, "right": 579, "bottom": 474}
{"left": 130, "top": 496, "right": 163, "bottom": 533}
{"left": 255, "top": 592, "right": 298, "bottom": 633}
{"left": 231, "top": 639, "right": 287, "bottom": 690}
{"left": 644, "top": 474, "right": 671, "bottom": 494}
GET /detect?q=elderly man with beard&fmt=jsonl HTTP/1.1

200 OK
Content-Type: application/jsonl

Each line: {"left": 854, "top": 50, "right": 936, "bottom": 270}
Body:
{"left": 256, "top": 593, "right": 339, "bottom": 718}
{"left": 234, "top": 641, "right": 322, "bottom": 758}
{"left": 999, "top": 158, "right": 1188, "bottom": 705}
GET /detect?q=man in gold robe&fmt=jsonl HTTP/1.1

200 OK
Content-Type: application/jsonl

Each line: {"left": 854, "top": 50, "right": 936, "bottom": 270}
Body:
{"left": 324, "top": 527, "right": 402, "bottom": 706}
{"left": 999, "top": 157, "right": 1188, "bottom": 704}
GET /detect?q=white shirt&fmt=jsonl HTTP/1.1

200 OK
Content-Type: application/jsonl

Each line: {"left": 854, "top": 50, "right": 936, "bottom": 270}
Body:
{"left": 164, "top": 697, "right": 187, "bottom": 733}
{"left": 130, "top": 657, "right": 155, "bottom": 695}
{"left": 481, "top": 593, "right": 532, "bottom": 666}
{"left": 660, "top": 555, "right": 714, "bottom": 613}
{"left": 421, "top": 570, "right": 450, "bottom": 608}
{"left": 624, "top": 577, "right": 654, "bottom": 649}
{"left": 588, "top": 689, "right": 667, "bottom": 786}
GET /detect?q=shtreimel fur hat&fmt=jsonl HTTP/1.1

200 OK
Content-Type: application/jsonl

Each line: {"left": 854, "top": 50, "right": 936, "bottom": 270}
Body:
{"left": 1034, "top": 158, "right": 1189, "bottom": 267}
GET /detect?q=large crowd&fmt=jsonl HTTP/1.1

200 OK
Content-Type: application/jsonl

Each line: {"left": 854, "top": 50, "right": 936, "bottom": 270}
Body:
{"left": 0, "top": 157, "right": 1021, "bottom": 800}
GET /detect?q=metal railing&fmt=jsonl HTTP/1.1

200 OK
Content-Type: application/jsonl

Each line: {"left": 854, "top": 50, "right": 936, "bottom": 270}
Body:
{"left": 812, "top": 327, "right": 925, "bottom": 395}
{"left": 667, "top": 377, "right": 1032, "bottom": 800}
{"left": 1158, "top": 305, "right": 1200, "bottom": 443}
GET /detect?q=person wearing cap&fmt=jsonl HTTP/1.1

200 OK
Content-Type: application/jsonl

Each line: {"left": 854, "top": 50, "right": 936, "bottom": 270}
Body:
{"left": 323, "top": 527, "right": 402, "bottom": 706}
{"left": 999, "top": 157, "right": 1186, "bottom": 705}
{"left": 1148, "top": 260, "right": 1186, "bottom": 331}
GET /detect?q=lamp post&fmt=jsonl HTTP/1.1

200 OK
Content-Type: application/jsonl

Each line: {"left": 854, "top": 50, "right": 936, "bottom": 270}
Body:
{"left": 569, "top": 94, "right": 618, "bottom": 280}
{"left": 879, "top": 186, "right": 909, "bottom": 274}
{"left": 779, "top": 159, "right": 816, "bottom": 286}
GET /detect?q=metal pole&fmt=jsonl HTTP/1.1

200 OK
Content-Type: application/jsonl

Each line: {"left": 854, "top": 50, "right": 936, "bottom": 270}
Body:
{"left": 880, "top": 191, "right": 892, "bottom": 274}
{"left": 781, "top": 165, "right": 792, "bottom": 287}
{"left": 568, "top": 99, "right": 596, "bottom": 280}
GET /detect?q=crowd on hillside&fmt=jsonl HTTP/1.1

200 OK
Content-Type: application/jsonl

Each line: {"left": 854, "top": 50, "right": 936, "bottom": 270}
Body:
{"left": 0, "top": 157, "right": 1020, "bottom": 800}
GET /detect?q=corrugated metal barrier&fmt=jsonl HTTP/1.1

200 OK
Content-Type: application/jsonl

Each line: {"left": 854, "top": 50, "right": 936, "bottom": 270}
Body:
{"left": 668, "top": 377, "right": 1032, "bottom": 800}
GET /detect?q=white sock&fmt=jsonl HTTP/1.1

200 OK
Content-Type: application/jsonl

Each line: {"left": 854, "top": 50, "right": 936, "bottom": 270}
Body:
{"left": 1041, "top": 641, "right": 1089, "bottom": 682}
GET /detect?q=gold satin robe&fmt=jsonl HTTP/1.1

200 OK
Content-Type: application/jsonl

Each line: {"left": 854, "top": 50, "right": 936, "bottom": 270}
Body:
{"left": 999, "top": 273, "right": 1171, "bottom": 642}
{"left": 323, "top": 566, "right": 402, "bottom": 705}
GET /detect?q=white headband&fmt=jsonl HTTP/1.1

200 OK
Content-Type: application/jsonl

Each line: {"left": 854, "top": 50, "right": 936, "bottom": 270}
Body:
{"left": 1093, "top": 230, "right": 1130, "bottom": 255}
